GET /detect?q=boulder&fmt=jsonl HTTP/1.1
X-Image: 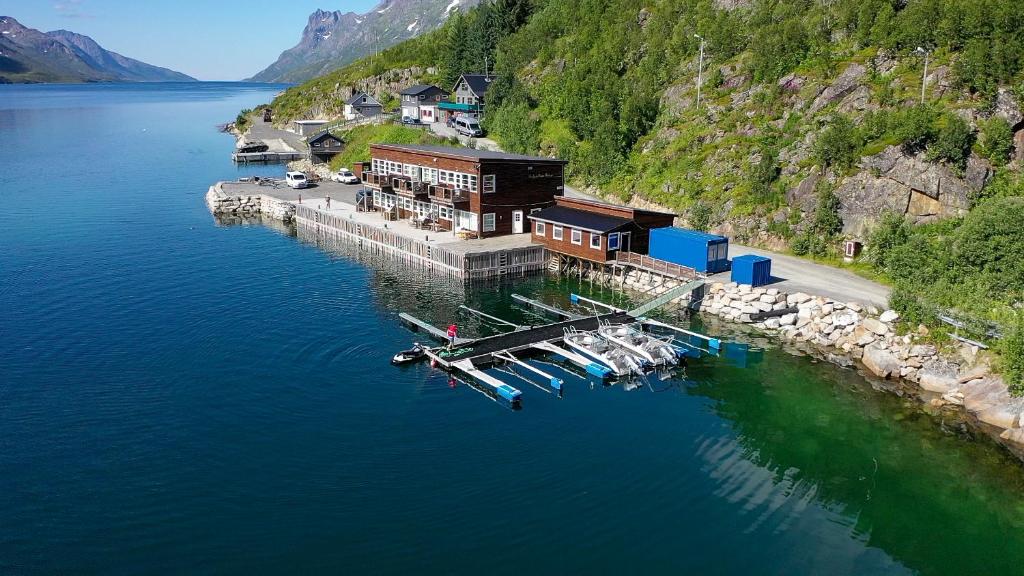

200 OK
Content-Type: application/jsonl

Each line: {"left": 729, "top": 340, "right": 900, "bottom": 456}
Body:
{"left": 1000, "top": 428, "right": 1024, "bottom": 446}
{"left": 958, "top": 364, "right": 990, "bottom": 384}
{"left": 809, "top": 63, "right": 866, "bottom": 113}
{"left": 961, "top": 377, "right": 1010, "bottom": 413}
{"left": 879, "top": 310, "right": 900, "bottom": 323}
{"left": 764, "top": 318, "right": 781, "bottom": 329}
{"left": 909, "top": 344, "right": 936, "bottom": 357}
{"left": 862, "top": 345, "right": 901, "bottom": 379}
{"left": 994, "top": 87, "right": 1023, "bottom": 129}
{"left": 832, "top": 312, "right": 858, "bottom": 327}
{"left": 779, "top": 313, "right": 797, "bottom": 326}
{"left": 918, "top": 362, "right": 959, "bottom": 393}
{"left": 787, "top": 292, "right": 812, "bottom": 305}
{"left": 862, "top": 318, "right": 888, "bottom": 335}
{"left": 978, "top": 404, "right": 1021, "bottom": 430}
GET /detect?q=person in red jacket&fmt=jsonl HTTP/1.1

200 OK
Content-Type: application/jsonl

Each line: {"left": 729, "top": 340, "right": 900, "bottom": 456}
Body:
{"left": 446, "top": 324, "right": 458, "bottom": 349}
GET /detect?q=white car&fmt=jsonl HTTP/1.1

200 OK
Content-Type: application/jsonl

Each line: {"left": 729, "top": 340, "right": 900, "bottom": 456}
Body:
{"left": 331, "top": 168, "right": 359, "bottom": 184}
{"left": 285, "top": 171, "right": 308, "bottom": 189}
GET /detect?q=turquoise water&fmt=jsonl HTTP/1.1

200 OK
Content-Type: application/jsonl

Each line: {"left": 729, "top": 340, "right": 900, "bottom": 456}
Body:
{"left": 2, "top": 83, "right": 1024, "bottom": 575}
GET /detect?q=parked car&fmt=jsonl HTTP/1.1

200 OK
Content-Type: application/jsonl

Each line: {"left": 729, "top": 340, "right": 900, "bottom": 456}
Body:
{"left": 285, "top": 171, "right": 308, "bottom": 189}
{"left": 331, "top": 168, "right": 359, "bottom": 184}
{"left": 401, "top": 116, "right": 421, "bottom": 125}
{"left": 454, "top": 116, "right": 483, "bottom": 137}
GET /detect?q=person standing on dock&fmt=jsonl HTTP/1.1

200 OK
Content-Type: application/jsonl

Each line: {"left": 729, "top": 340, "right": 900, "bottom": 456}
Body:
{"left": 447, "top": 324, "right": 458, "bottom": 349}
{"left": 325, "top": 194, "right": 331, "bottom": 209}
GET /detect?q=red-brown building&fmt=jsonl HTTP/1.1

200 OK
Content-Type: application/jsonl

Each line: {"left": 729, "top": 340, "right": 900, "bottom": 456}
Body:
{"left": 528, "top": 197, "right": 676, "bottom": 262}
{"left": 362, "top": 144, "right": 567, "bottom": 238}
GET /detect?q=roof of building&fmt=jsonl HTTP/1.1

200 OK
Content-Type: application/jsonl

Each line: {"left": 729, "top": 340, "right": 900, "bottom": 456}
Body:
{"left": 346, "top": 91, "right": 382, "bottom": 106}
{"left": 556, "top": 196, "right": 676, "bottom": 218}
{"left": 293, "top": 119, "right": 329, "bottom": 125}
{"left": 371, "top": 143, "right": 567, "bottom": 164}
{"left": 528, "top": 205, "right": 631, "bottom": 234}
{"left": 652, "top": 226, "right": 728, "bottom": 243}
{"left": 457, "top": 74, "right": 497, "bottom": 97}
{"left": 437, "top": 101, "right": 480, "bottom": 111}
{"left": 400, "top": 84, "right": 444, "bottom": 95}
{"left": 307, "top": 131, "right": 341, "bottom": 144}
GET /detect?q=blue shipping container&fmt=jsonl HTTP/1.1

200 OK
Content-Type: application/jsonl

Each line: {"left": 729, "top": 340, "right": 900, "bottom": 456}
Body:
{"left": 648, "top": 227, "right": 729, "bottom": 274}
{"left": 731, "top": 254, "right": 772, "bottom": 287}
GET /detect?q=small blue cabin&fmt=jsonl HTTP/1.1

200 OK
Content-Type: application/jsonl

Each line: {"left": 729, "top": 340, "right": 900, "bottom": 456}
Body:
{"left": 648, "top": 227, "right": 729, "bottom": 274}
{"left": 731, "top": 254, "right": 772, "bottom": 287}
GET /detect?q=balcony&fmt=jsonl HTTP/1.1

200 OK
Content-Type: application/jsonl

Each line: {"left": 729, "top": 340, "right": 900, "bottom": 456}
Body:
{"left": 392, "top": 177, "right": 428, "bottom": 198}
{"left": 361, "top": 172, "right": 393, "bottom": 191}
{"left": 428, "top": 183, "right": 470, "bottom": 205}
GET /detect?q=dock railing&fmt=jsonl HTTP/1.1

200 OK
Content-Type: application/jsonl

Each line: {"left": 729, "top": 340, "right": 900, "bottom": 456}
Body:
{"left": 615, "top": 252, "right": 704, "bottom": 281}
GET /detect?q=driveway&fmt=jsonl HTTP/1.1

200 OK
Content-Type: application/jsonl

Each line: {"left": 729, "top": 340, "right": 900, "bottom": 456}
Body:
{"left": 711, "top": 244, "right": 891, "bottom": 309}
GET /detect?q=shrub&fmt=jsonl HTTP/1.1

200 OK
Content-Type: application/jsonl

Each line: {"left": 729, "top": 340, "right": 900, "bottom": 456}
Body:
{"left": 688, "top": 201, "right": 712, "bottom": 232}
{"left": 999, "top": 313, "right": 1024, "bottom": 395}
{"left": 868, "top": 211, "right": 911, "bottom": 268}
{"left": 814, "top": 114, "right": 860, "bottom": 171}
{"left": 749, "top": 148, "right": 779, "bottom": 201}
{"left": 978, "top": 117, "right": 1014, "bottom": 166}
{"left": 895, "top": 104, "right": 937, "bottom": 152}
{"left": 927, "top": 114, "right": 974, "bottom": 170}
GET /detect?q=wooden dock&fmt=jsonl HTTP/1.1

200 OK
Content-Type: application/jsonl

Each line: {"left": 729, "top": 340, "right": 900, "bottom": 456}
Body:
{"left": 231, "top": 151, "right": 305, "bottom": 163}
{"left": 294, "top": 204, "right": 547, "bottom": 280}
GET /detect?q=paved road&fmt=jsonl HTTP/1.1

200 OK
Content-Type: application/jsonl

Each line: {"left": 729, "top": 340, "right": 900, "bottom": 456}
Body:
{"left": 244, "top": 119, "right": 307, "bottom": 153}
{"left": 712, "top": 244, "right": 891, "bottom": 309}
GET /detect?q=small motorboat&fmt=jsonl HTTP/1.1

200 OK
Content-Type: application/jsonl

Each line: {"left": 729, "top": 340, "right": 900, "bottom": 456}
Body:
{"left": 392, "top": 343, "right": 426, "bottom": 365}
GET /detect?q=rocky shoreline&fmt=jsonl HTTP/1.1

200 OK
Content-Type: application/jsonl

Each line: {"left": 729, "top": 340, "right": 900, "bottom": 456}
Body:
{"left": 205, "top": 183, "right": 296, "bottom": 222}
{"left": 693, "top": 281, "right": 1024, "bottom": 455}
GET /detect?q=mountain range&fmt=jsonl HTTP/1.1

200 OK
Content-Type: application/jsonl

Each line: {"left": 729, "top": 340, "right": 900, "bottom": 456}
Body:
{"left": 248, "top": 0, "right": 478, "bottom": 83}
{"left": 0, "top": 16, "right": 194, "bottom": 83}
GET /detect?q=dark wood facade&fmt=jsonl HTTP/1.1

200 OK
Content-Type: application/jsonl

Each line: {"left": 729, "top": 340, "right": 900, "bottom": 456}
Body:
{"left": 307, "top": 131, "right": 343, "bottom": 164}
{"left": 362, "top": 144, "right": 566, "bottom": 239}
{"left": 528, "top": 197, "right": 676, "bottom": 263}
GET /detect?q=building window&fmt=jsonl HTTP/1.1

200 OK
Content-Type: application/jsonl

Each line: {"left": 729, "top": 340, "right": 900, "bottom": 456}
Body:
{"left": 482, "top": 174, "right": 496, "bottom": 194}
{"left": 552, "top": 226, "right": 563, "bottom": 240}
{"left": 608, "top": 232, "right": 620, "bottom": 251}
{"left": 571, "top": 229, "right": 582, "bottom": 245}
{"left": 535, "top": 222, "right": 545, "bottom": 237}
{"left": 482, "top": 213, "right": 496, "bottom": 232}
{"left": 590, "top": 233, "right": 601, "bottom": 249}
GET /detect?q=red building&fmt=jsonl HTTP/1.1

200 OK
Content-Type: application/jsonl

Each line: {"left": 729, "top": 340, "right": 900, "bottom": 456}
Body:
{"left": 361, "top": 144, "right": 567, "bottom": 238}
{"left": 527, "top": 197, "right": 676, "bottom": 262}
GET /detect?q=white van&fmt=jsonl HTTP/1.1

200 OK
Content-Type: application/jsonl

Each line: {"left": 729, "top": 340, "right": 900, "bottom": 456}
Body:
{"left": 454, "top": 116, "right": 483, "bottom": 137}
{"left": 285, "top": 171, "right": 308, "bottom": 189}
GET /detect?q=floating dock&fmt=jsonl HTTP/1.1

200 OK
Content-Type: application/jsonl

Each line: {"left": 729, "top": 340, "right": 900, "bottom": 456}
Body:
{"left": 231, "top": 150, "right": 305, "bottom": 163}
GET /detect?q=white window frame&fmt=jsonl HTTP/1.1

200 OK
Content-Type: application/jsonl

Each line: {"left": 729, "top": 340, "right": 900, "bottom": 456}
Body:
{"left": 535, "top": 222, "right": 545, "bottom": 237}
{"left": 483, "top": 174, "right": 496, "bottom": 194}
{"left": 571, "top": 229, "right": 582, "bottom": 245}
{"left": 552, "top": 225, "right": 563, "bottom": 241}
{"left": 482, "top": 213, "right": 496, "bottom": 233}
{"left": 590, "top": 233, "right": 601, "bottom": 249}
{"left": 608, "top": 232, "right": 620, "bottom": 251}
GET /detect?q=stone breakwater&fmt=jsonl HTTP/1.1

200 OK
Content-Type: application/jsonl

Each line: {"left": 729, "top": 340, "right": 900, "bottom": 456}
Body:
{"left": 693, "top": 281, "right": 1024, "bottom": 453}
{"left": 205, "top": 183, "right": 296, "bottom": 222}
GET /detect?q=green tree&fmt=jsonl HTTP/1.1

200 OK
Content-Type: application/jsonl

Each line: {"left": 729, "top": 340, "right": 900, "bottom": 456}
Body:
{"left": 978, "top": 117, "right": 1014, "bottom": 166}
{"left": 868, "top": 211, "right": 911, "bottom": 268}
{"left": 814, "top": 114, "right": 860, "bottom": 170}
{"left": 749, "top": 147, "right": 779, "bottom": 201}
{"left": 896, "top": 104, "right": 938, "bottom": 152}
{"left": 999, "top": 313, "right": 1024, "bottom": 395}
{"left": 927, "top": 113, "right": 974, "bottom": 170}
{"left": 489, "top": 99, "right": 539, "bottom": 154}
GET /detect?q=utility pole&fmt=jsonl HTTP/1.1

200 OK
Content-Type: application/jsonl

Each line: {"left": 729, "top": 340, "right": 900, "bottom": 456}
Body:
{"left": 916, "top": 46, "right": 930, "bottom": 104}
{"left": 694, "top": 34, "right": 705, "bottom": 110}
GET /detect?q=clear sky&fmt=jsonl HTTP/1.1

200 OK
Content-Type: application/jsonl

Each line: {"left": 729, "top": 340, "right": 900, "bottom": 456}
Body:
{"left": 0, "top": 0, "right": 380, "bottom": 80}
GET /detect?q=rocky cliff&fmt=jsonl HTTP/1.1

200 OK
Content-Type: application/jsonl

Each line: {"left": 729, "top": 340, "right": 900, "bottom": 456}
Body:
{"left": 248, "top": 0, "right": 478, "bottom": 83}
{"left": 0, "top": 16, "right": 195, "bottom": 83}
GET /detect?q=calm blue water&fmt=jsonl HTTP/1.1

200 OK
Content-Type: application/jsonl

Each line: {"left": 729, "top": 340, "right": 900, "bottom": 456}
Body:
{"left": 2, "top": 83, "right": 1024, "bottom": 575}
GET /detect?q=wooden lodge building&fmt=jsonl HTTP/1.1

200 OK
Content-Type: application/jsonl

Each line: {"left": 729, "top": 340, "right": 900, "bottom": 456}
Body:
{"left": 307, "top": 131, "right": 343, "bottom": 164}
{"left": 360, "top": 144, "right": 567, "bottom": 238}
{"left": 528, "top": 197, "right": 676, "bottom": 263}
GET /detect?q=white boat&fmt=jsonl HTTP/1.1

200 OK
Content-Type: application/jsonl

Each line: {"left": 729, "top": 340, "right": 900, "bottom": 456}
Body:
{"left": 563, "top": 327, "right": 644, "bottom": 376}
{"left": 596, "top": 323, "right": 680, "bottom": 367}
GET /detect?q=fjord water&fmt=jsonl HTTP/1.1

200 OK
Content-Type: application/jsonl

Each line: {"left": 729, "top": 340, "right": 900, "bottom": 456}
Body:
{"left": 2, "top": 84, "right": 1024, "bottom": 575}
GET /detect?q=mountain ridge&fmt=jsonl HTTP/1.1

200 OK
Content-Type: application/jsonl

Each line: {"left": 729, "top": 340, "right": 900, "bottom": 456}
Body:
{"left": 247, "top": 0, "right": 478, "bottom": 83}
{"left": 0, "top": 16, "right": 194, "bottom": 83}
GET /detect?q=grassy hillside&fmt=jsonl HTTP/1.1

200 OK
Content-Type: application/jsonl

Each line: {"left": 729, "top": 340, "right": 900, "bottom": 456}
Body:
{"left": 326, "top": 124, "right": 456, "bottom": 171}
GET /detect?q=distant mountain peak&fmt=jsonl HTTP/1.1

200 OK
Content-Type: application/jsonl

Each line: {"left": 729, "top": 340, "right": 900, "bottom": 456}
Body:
{"left": 247, "top": 0, "right": 479, "bottom": 84}
{"left": 0, "top": 16, "right": 195, "bottom": 83}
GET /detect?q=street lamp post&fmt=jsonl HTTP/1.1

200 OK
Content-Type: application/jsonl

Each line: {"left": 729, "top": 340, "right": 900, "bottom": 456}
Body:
{"left": 694, "top": 34, "right": 705, "bottom": 110}
{"left": 916, "top": 46, "right": 930, "bottom": 104}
